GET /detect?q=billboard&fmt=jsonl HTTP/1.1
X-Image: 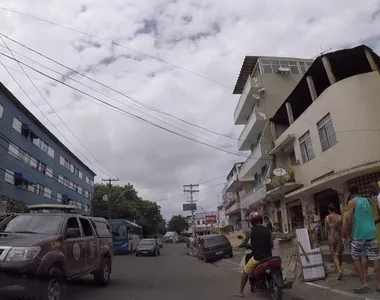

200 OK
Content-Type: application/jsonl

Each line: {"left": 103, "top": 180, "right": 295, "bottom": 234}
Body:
{"left": 183, "top": 203, "right": 197, "bottom": 211}
{"left": 205, "top": 215, "right": 217, "bottom": 224}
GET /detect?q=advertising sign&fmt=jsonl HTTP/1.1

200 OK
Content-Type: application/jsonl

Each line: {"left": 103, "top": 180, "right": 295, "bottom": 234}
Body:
{"left": 205, "top": 215, "right": 217, "bottom": 224}
{"left": 183, "top": 203, "right": 197, "bottom": 211}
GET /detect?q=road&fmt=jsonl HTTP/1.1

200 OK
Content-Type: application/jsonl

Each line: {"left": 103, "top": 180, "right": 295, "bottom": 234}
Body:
{"left": 66, "top": 243, "right": 245, "bottom": 300}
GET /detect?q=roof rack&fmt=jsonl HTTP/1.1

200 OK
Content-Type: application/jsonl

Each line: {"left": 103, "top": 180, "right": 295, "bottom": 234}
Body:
{"left": 27, "top": 204, "right": 79, "bottom": 214}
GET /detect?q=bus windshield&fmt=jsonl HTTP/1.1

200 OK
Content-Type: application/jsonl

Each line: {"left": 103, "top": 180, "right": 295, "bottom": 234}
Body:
{"left": 108, "top": 220, "right": 128, "bottom": 241}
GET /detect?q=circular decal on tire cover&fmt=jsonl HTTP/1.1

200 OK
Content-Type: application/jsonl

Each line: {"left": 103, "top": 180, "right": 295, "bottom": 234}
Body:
{"left": 73, "top": 242, "right": 81, "bottom": 260}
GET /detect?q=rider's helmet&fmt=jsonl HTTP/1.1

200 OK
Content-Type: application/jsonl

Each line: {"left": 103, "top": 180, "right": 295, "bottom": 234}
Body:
{"left": 249, "top": 211, "right": 263, "bottom": 226}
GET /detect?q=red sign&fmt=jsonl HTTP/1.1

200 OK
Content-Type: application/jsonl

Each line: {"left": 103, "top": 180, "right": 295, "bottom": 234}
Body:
{"left": 205, "top": 215, "right": 217, "bottom": 224}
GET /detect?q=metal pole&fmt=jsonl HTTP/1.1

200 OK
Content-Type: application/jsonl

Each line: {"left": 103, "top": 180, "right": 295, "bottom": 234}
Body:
{"left": 101, "top": 178, "right": 119, "bottom": 219}
{"left": 183, "top": 184, "right": 199, "bottom": 239}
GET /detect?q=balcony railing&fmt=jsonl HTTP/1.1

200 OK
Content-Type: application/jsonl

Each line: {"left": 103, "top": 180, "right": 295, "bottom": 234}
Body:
{"left": 238, "top": 105, "right": 266, "bottom": 151}
{"left": 266, "top": 168, "right": 294, "bottom": 190}
{"left": 225, "top": 201, "right": 241, "bottom": 215}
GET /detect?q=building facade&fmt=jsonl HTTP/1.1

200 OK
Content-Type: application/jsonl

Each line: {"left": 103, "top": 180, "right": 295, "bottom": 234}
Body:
{"left": 220, "top": 55, "right": 314, "bottom": 229}
{"left": 269, "top": 45, "right": 380, "bottom": 234}
{"left": 0, "top": 82, "right": 96, "bottom": 213}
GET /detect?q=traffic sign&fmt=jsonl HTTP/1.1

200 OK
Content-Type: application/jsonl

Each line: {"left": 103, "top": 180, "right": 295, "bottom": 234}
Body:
{"left": 183, "top": 203, "right": 197, "bottom": 211}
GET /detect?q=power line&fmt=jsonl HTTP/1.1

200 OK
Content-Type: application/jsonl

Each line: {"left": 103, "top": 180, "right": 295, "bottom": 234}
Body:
{"left": 0, "top": 6, "right": 233, "bottom": 90}
{"left": 0, "top": 34, "right": 241, "bottom": 142}
{"left": 0, "top": 33, "right": 263, "bottom": 146}
{"left": 0, "top": 59, "right": 116, "bottom": 178}
{"left": 139, "top": 176, "right": 225, "bottom": 199}
{"left": 0, "top": 36, "right": 117, "bottom": 179}
{"left": 0, "top": 51, "right": 262, "bottom": 161}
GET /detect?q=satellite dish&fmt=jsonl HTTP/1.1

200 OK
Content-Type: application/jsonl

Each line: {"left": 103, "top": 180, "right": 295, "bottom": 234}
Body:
{"left": 252, "top": 94, "right": 261, "bottom": 100}
{"left": 278, "top": 67, "right": 290, "bottom": 72}
{"left": 257, "top": 204, "right": 265, "bottom": 213}
{"left": 273, "top": 168, "right": 287, "bottom": 176}
{"left": 265, "top": 178, "right": 272, "bottom": 184}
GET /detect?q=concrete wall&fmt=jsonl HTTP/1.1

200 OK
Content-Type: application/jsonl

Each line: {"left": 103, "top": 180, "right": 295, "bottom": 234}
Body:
{"left": 274, "top": 71, "right": 380, "bottom": 186}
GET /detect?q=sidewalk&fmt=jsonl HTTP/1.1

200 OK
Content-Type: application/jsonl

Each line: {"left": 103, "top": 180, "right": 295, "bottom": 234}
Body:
{"left": 284, "top": 261, "right": 378, "bottom": 300}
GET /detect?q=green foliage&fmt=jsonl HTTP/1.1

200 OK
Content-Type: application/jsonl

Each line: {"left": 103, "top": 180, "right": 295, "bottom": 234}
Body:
{"left": 92, "top": 183, "right": 166, "bottom": 236}
{"left": 0, "top": 196, "right": 26, "bottom": 213}
{"left": 167, "top": 215, "right": 189, "bottom": 234}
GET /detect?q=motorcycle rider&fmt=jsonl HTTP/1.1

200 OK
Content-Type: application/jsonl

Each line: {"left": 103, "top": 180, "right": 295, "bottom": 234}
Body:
{"left": 235, "top": 211, "right": 274, "bottom": 297}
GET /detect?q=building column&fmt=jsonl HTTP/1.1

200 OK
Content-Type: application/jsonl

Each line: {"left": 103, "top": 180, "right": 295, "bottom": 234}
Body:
{"left": 364, "top": 48, "right": 379, "bottom": 71}
{"left": 280, "top": 196, "right": 289, "bottom": 233}
{"left": 285, "top": 103, "right": 294, "bottom": 125}
{"left": 306, "top": 76, "right": 318, "bottom": 102}
{"left": 322, "top": 56, "right": 336, "bottom": 85}
{"left": 270, "top": 122, "right": 277, "bottom": 140}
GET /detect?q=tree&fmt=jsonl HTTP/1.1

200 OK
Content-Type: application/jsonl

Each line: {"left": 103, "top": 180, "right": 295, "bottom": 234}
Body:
{"left": 0, "top": 196, "right": 26, "bottom": 213}
{"left": 167, "top": 215, "right": 189, "bottom": 234}
{"left": 92, "top": 183, "right": 166, "bottom": 236}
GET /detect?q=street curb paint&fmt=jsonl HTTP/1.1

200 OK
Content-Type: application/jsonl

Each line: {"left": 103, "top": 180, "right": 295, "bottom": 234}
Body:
{"left": 305, "top": 282, "right": 373, "bottom": 300}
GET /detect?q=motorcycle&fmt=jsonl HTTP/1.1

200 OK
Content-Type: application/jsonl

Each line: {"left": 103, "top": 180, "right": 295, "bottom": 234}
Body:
{"left": 238, "top": 238, "right": 291, "bottom": 300}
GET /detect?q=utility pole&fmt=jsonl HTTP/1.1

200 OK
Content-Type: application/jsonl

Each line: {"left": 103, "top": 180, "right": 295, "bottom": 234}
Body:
{"left": 102, "top": 178, "right": 119, "bottom": 219}
{"left": 183, "top": 184, "right": 199, "bottom": 238}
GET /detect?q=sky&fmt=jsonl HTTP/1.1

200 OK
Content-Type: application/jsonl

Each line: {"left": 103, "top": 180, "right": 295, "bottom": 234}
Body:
{"left": 0, "top": 0, "right": 380, "bottom": 220}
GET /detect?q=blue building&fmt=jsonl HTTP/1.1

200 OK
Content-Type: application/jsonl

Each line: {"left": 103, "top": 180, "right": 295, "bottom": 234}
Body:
{"left": 0, "top": 82, "right": 96, "bottom": 213}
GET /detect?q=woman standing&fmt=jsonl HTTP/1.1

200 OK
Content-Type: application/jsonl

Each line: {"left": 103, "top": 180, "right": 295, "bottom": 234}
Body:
{"left": 325, "top": 203, "right": 344, "bottom": 280}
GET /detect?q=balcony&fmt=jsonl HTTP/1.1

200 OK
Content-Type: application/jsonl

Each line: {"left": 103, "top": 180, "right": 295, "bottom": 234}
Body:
{"left": 222, "top": 173, "right": 240, "bottom": 194}
{"left": 239, "top": 141, "right": 272, "bottom": 180}
{"left": 240, "top": 185, "right": 267, "bottom": 210}
{"left": 266, "top": 169, "right": 303, "bottom": 196}
{"left": 225, "top": 201, "right": 241, "bottom": 215}
{"left": 234, "top": 75, "right": 262, "bottom": 125}
{"left": 238, "top": 106, "right": 267, "bottom": 151}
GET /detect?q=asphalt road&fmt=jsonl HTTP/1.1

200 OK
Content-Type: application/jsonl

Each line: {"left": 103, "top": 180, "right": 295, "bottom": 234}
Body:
{"left": 63, "top": 243, "right": 253, "bottom": 300}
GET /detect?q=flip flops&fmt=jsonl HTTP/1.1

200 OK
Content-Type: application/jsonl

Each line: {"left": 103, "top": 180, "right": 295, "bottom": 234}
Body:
{"left": 354, "top": 286, "right": 369, "bottom": 293}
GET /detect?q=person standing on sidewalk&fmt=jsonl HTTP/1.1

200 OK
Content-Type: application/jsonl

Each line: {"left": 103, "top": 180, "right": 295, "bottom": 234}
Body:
{"left": 324, "top": 203, "right": 344, "bottom": 280}
{"left": 345, "top": 184, "right": 380, "bottom": 293}
{"left": 343, "top": 196, "right": 369, "bottom": 280}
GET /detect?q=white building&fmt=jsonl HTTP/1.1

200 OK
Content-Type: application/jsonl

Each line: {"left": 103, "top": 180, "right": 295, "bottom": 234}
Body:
{"left": 269, "top": 45, "right": 380, "bottom": 233}
{"left": 221, "top": 55, "right": 313, "bottom": 229}
{"left": 220, "top": 44, "right": 380, "bottom": 234}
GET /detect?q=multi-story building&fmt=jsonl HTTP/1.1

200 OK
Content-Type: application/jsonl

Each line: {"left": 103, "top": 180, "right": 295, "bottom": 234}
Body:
{"left": 220, "top": 55, "right": 314, "bottom": 228}
{"left": 269, "top": 45, "right": 380, "bottom": 234}
{"left": 0, "top": 82, "right": 96, "bottom": 213}
{"left": 193, "top": 211, "right": 217, "bottom": 235}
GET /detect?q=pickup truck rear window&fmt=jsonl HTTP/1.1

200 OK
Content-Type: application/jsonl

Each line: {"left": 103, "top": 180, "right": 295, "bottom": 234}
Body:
{"left": 94, "top": 221, "right": 112, "bottom": 237}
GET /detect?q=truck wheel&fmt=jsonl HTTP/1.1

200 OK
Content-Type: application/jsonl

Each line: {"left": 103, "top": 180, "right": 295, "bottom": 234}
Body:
{"left": 94, "top": 257, "right": 111, "bottom": 286}
{"left": 42, "top": 265, "right": 65, "bottom": 300}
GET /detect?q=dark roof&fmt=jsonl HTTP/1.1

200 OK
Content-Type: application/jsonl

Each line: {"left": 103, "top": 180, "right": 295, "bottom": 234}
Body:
{"left": 233, "top": 56, "right": 259, "bottom": 94}
{"left": 271, "top": 44, "right": 380, "bottom": 125}
{"left": 0, "top": 82, "right": 96, "bottom": 176}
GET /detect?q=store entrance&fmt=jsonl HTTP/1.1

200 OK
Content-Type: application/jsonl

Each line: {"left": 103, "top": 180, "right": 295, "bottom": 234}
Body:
{"left": 287, "top": 199, "right": 304, "bottom": 233}
{"left": 314, "top": 189, "right": 341, "bottom": 240}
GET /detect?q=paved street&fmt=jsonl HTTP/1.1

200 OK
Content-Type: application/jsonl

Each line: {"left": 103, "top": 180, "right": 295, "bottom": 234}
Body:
{"left": 60, "top": 243, "right": 370, "bottom": 300}
{"left": 66, "top": 243, "right": 244, "bottom": 300}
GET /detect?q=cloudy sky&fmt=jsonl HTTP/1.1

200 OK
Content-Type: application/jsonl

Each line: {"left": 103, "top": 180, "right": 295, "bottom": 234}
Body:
{"left": 0, "top": 0, "right": 380, "bottom": 219}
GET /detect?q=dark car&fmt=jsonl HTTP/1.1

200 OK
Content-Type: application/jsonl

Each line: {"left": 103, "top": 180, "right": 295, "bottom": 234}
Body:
{"left": 197, "top": 234, "right": 233, "bottom": 263}
{"left": 0, "top": 204, "right": 113, "bottom": 300}
{"left": 136, "top": 238, "right": 160, "bottom": 256}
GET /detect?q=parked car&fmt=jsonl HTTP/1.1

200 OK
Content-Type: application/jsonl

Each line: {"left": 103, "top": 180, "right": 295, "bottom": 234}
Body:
{"left": 136, "top": 238, "right": 161, "bottom": 256}
{"left": 148, "top": 234, "right": 163, "bottom": 248}
{"left": 197, "top": 234, "right": 233, "bottom": 263}
{"left": 0, "top": 204, "right": 113, "bottom": 300}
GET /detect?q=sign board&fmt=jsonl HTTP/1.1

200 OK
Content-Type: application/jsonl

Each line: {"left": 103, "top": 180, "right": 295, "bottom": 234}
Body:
{"left": 183, "top": 203, "right": 197, "bottom": 211}
{"left": 205, "top": 215, "right": 217, "bottom": 224}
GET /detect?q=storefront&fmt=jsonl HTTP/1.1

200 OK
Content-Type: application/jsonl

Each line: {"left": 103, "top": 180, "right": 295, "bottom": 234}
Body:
{"left": 286, "top": 199, "right": 304, "bottom": 233}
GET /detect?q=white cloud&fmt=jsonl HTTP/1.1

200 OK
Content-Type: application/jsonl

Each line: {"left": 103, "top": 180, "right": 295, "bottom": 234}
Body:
{"left": 0, "top": 0, "right": 380, "bottom": 219}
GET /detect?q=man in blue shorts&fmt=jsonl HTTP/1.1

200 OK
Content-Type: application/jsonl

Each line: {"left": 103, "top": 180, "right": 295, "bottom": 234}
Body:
{"left": 345, "top": 184, "right": 380, "bottom": 293}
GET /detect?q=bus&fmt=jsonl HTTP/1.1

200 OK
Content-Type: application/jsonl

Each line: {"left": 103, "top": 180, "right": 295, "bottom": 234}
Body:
{"left": 108, "top": 219, "right": 143, "bottom": 254}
